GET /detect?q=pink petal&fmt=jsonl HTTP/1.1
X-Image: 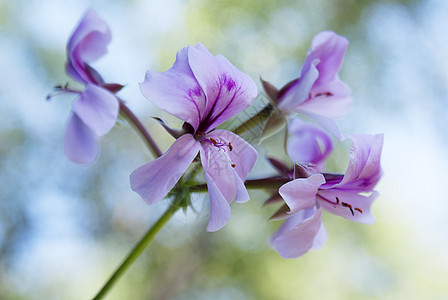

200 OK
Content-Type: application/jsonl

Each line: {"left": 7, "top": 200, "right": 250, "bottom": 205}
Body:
{"left": 300, "top": 112, "right": 343, "bottom": 140}
{"left": 130, "top": 134, "right": 200, "bottom": 205}
{"left": 271, "top": 207, "right": 323, "bottom": 259}
{"left": 139, "top": 47, "right": 203, "bottom": 131}
{"left": 278, "top": 174, "right": 325, "bottom": 214}
{"left": 199, "top": 142, "right": 238, "bottom": 204}
{"left": 63, "top": 113, "right": 98, "bottom": 164}
{"left": 204, "top": 172, "right": 231, "bottom": 232}
{"left": 66, "top": 9, "right": 111, "bottom": 84}
{"left": 188, "top": 43, "right": 258, "bottom": 132}
{"left": 317, "top": 190, "right": 378, "bottom": 224}
{"left": 311, "top": 223, "right": 328, "bottom": 251}
{"left": 302, "top": 31, "right": 349, "bottom": 87}
{"left": 72, "top": 83, "right": 119, "bottom": 137}
{"left": 336, "top": 134, "right": 384, "bottom": 191}
{"left": 297, "top": 88, "right": 352, "bottom": 119}
{"left": 206, "top": 130, "right": 258, "bottom": 181}
{"left": 287, "top": 118, "right": 334, "bottom": 171}
{"left": 277, "top": 62, "right": 319, "bottom": 112}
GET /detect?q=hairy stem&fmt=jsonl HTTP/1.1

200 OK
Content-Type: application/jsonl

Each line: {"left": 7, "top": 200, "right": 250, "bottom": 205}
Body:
{"left": 232, "top": 103, "right": 273, "bottom": 135}
{"left": 119, "top": 100, "right": 163, "bottom": 158}
{"left": 92, "top": 202, "right": 180, "bottom": 299}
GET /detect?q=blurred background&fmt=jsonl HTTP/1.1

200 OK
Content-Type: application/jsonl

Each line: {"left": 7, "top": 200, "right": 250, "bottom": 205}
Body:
{"left": 1, "top": 0, "right": 448, "bottom": 299}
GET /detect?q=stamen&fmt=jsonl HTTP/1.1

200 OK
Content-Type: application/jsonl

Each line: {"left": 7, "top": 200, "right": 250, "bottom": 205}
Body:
{"left": 341, "top": 202, "right": 354, "bottom": 216}
{"left": 228, "top": 142, "right": 233, "bottom": 151}
{"left": 315, "top": 92, "right": 333, "bottom": 97}
{"left": 337, "top": 197, "right": 362, "bottom": 216}
{"left": 210, "top": 138, "right": 218, "bottom": 145}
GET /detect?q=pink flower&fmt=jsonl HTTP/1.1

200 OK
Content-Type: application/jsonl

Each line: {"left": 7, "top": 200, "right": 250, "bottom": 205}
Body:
{"left": 63, "top": 9, "right": 119, "bottom": 164}
{"left": 130, "top": 44, "right": 258, "bottom": 231}
{"left": 272, "top": 134, "right": 383, "bottom": 258}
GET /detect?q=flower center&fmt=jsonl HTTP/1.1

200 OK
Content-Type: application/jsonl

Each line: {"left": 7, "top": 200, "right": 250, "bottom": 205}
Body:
{"left": 201, "top": 137, "right": 236, "bottom": 168}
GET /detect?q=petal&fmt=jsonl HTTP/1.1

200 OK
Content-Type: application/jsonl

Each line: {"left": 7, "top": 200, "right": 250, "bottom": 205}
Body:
{"left": 271, "top": 206, "right": 322, "bottom": 259}
{"left": 206, "top": 130, "right": 258, "bottom": 181}
{"left": 63, "top": 113, "right": 98, "bottom": 164}
{"left": 231, "top": 166, "right": 250, "bottom": 203}
{"left": 297, "top": 32, "right": 352, "bottom": 119}
{"left": 300, "top": 112, "right": 343, "bottom": 140}
{"left": 200, "top": 142, "right": 237, "bottom": 204}
{"left": 278, "top": 174, "right": 325, "bottom": 214}
{"left": 287, "top": 118, "right": 333, "bottom": 171}
{"left": 130, "top": 134, "right": 200, "bottom": 205}
{"left": 311, "top": 222, "right": 328, "bottom": 251}
{"left": 66, "top": 9, "right": 111, "bottom": 84}
{"left": 139, "top": 47, "right": 203, "bottom": 130}
{"left": 336, "top": 134, "right": 384, "bottom": 191}
{"left": 204, "top": 172, "right": 231, "bottom": 232}
{"left": 188, "top": 43, "right": 258, "bottom": 131}
{"left": 302, "top": 31, "right": 349, "bottom": 87}
{"left": 296, "top": 90, "right": 353, "bottom": 119}
{"left": 277, "top": 62, "right": 319, "bottom": 112}
{"left": 72, "top": 84, "right": 119, "bottom": 137}
{"left": 317, "top": 190, "right": 378, "bottom": 224}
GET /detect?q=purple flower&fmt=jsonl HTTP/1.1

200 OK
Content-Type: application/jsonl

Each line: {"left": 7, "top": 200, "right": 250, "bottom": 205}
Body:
{"left": 63, "top": 9, "right": 119, "bottom": 164}
{"left": 272, "top": 134, "right": 383, "bottom": 258}
{"left": 286, "top": 118, "right": 334, "bottom": 172}
{"left": 277, "top": 31, "right": 352, "bottom": 118}
{"left": 262, "top": 31, "right": 352, "bottom": 138}
{"left": 130, "top": 44, "right": 258, "bottom": 232}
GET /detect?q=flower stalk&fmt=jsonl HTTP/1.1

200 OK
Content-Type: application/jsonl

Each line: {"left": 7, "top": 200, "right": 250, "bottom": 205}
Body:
{"left": 92, "top": 201, "right": 180, "bottom": 299}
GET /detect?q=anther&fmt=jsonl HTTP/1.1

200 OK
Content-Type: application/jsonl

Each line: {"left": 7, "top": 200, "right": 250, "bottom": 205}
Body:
{"left": 228, "top": 142, "right": 233, "bottom": 151}
{"left": 210, "top": 138, "right": 218, "bottom": 145}
{"left": 354, "top": 208, "right": 363, "bottom": 214}
{"left": 336, "top": 197, "right": 340, "bottom": 204}
{"left": 341, "top": 202, "right": 354, "bottom": 216}
{"left": 231, "top": 163, "right": 236, "bottom": 168}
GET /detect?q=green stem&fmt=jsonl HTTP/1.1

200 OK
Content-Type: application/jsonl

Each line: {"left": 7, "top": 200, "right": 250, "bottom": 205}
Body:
{"left": 232, "top": 103, "right": 273, "bottom": 136}
{"left": 92, "top": 202, "right": 180, "bottom": 299}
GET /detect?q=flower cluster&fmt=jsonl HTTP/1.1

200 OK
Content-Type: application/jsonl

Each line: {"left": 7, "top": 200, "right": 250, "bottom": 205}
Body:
{"left": 51, "top": 9, "right": 383, "bottom": 260}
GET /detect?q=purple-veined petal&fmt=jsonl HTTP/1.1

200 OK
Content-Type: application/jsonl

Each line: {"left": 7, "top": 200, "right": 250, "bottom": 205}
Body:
{"left": 278, "top": 174, "right": 325, "bottom": 214}
{"left": 66, "top": 9, "right": 111, "bottom": 84}
{"left": 63, "top": 113, "right": 98, "bottom": 164}
{"left": 139, "top": 47, "right": 203, "bottom": 131}
{"left": 271, "top": 206, "right": 322, "bottom": 259}
{"left": 287, "top": 118, "right": 333, "bottom": 171}
{"left": 302, "top": 31, "right": 349, "bottom": 87}
{"left": 206, "top": 130, "right": 258, "bottom": 181}
{"left": 188, "top": 43, "right": 258, "bottom": 132}
{"left": 334, "top": 134, "right": 384, "bottom": 191}
{"left": 130, "top": 134, "right": 200, "bottom": 205}
{"left": 317, "top": 190, "right": 378, "bottom": 224}
{"left": 72, "top": 83, "right": 118, "bottom": 137}
{"left": 204, "top": 172, "right": 232, "bottom": 232}
{"left": 278, "top": 61, "right": 319, "bottom": 112}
